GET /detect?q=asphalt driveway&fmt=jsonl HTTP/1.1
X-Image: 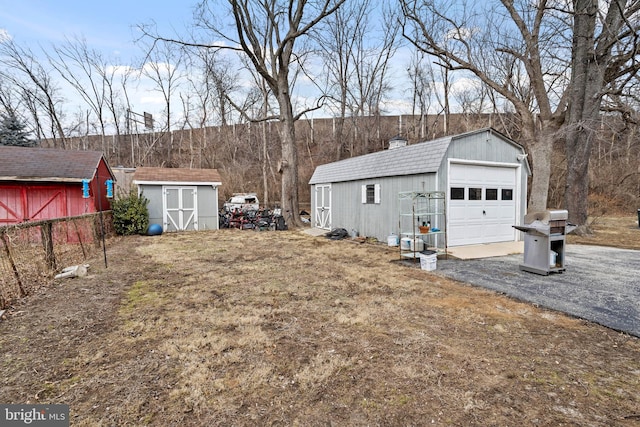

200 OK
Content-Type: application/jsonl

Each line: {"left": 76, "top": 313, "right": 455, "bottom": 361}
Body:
{"left": 435, "top": 244, "right": 640, "bottom": 337}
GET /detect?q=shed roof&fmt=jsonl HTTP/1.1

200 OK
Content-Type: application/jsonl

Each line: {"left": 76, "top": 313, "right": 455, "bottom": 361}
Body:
{"left": 0, "top": 145, "right": 110, "bottom": 183}
{"left": 134, "top": 167, "right": 222, "bottom": 185}
{"left": 309, "top": 128, "right": 526, "bottom": 184}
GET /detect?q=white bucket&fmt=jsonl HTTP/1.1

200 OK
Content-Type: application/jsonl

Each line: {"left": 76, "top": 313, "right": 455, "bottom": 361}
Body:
{"left": 388, "top": 234, "right": 399, "bottom": 246}
{"left": 401, "top": 237, "right": 424, "bottom": 251}
{"left": 411, "top": 238, "right": 424, "bottom": 252}
{"left": 419, "top": 251, "right": 437, "bottom": 271}
{"left": 400, "top": 237, "right": 411, "bottom": 250}
{"left": 550, "top": 251, "right": 557, "bottom": 267}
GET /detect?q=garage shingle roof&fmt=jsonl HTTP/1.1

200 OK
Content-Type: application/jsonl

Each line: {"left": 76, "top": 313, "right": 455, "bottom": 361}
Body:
{"left": 134, "top": 167, "right": 222, "bottom": 185}
{"left": 0, "top": 145, "right": 107, "bottom": 182}
{"left": 309, "top": 135, "right": 451, "bottom": 184}
{"left": 309, "top": 128, "right": 528, "bottom": 184}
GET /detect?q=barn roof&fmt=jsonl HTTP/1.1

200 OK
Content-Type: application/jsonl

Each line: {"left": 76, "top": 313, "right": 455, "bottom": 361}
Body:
{"left": 133, "top": 167, "right": 222, "bottom": 185}
{"left": 0, "top": 145, "right": 111, "bottom": 183}
{"left": 308, "top": 128, "right": 526, "bottom": 184}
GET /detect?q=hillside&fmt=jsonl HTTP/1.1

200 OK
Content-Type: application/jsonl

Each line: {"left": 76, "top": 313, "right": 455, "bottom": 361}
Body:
{"left": 41, "top": 113, "right": 640, "bottom": 214}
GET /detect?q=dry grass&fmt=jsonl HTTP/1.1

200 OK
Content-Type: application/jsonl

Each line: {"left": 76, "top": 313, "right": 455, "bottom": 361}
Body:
{"left": 568, "top": 215, "right": 640, "bottom": 249}
{"left": 1, "top": 220, "right": 639, "bottom": 426}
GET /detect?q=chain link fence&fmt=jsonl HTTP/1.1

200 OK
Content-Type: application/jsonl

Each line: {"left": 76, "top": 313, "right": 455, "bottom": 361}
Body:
{"left": 0, "top": 212, "right": 115, "bottom": 309}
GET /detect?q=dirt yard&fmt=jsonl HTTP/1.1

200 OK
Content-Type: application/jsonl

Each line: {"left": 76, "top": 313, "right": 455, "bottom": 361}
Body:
{"left": 1, "top": 216, "right": 639, "bottom": 426}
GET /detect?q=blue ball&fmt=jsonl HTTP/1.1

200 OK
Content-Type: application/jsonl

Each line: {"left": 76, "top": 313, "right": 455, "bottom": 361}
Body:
{"left": 147, "top": 223, "right": 163, "bottom": 235}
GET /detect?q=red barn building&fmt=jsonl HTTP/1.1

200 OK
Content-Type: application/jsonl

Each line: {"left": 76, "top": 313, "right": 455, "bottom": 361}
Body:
{"left": 0, "top": 146, "right": 115, "bottom": 225}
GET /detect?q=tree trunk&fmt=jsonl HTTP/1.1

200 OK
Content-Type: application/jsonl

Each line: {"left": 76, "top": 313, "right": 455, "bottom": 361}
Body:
{"left": 262, "top": 121, "right": 270, "bottom": 208}
{"left": 522, "top": 124, "right": 558, "bottom": 213}
{"left": 335, "top": 116, "right": 345, "bottom": 161}
{"left": 565, "top": 123, "right": 595, "bottom": 227}
{"left": 564, "top": 0, "right": 625, "bottom": 227}
{"left": 276, "top": 86, "right": 302, "bottom": 228}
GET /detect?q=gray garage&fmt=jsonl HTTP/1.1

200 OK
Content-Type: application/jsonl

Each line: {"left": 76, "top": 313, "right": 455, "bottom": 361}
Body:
{"left": 133, "top": 167, "right": 222, "bottom": 232}
{"left": 309, "top": 128, "right": 532, "bottom": 247}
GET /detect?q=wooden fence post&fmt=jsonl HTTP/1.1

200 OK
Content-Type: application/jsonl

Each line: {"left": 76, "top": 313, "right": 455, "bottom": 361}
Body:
{"left": 0, "top": 231, "right": 27, "bottom": 298}
{"left": 41, "top": 222, "right": 57, "bottom": 271}
{"left": 93, "top": 215, "right": 102, "bottom": 248}
{"left": 72, "top": 219, "right": 88, "bottom": 259}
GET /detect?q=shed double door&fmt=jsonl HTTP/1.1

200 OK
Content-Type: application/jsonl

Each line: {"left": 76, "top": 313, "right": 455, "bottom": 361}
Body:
{"left": 163, "top": 186, "right": 198, "bottom": 232}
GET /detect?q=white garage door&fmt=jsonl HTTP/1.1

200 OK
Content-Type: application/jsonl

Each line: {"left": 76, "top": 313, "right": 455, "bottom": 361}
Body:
{"left": 448, "top": 163, "right": 518, "bottom": 246}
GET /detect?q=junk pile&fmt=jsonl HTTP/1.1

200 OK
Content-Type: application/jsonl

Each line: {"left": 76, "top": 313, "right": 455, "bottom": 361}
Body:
{"left": 219, "top": 207, "right": 287, "bottom": 231}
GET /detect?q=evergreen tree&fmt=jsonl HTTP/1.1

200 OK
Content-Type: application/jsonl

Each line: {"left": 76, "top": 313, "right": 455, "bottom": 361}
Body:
{"left": 0, "top": 113, "right": 35, "bottom": 146}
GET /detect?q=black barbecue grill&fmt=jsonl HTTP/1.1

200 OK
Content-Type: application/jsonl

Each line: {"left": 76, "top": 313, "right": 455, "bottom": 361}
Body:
{"left": 513, "top": 209, "right": 577, "bottom": 275}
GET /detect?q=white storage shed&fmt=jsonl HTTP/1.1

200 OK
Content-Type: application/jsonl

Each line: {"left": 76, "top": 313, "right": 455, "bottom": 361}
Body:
{"left": 134, "top": 167, "right": 222, "bottom": 232}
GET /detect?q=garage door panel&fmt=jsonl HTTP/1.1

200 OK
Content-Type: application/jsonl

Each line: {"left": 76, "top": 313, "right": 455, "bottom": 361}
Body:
{"left": 456, "top": 224, "right": 486, "bottom": 246}
{"left": 448, "top": 205, "right": 471, "bottom": 219}
{"left": 449, "top": 164, "right": 518, "bottom": 247}
{"left": 484, "top": 222, "right": 515, "bottom": 241}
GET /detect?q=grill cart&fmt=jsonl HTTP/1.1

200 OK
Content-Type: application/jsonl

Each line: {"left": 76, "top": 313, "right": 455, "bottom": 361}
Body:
{"left": 513, "top": 210, "right": 577, "bottom": 276}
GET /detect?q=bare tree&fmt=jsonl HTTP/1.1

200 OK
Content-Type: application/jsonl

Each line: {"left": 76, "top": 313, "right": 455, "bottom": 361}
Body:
{"left": 181, "top": 53, "right": 213, "bottom": 168}
{"left": 313, "top": 0, "right": 399, "bottom": 157}
{"left": 401, "top": 0, "right": 640, "bottom": 226}
{"left": 0, "top": 38, "right": 67, "bottom": 146}
{"left": 210, "top": 56, "right": 242, "bottom": 128}
{"left": 139, "top": 39, "right": 186, "bottom": 166}
{"left": 564, "top": 0, "right": 640, "bottom": 227}
{"left": 0, "top": 75, "right": 30, "bottom": 136}
{"left": 314, "top": 0, "right": 367, "bottom": 159}
{"left": 349, "top": 2, "right": 399, "bottom": 154}
{"left": 48, "top": 37, "right": 112, "bottom": 153}
{"left": 185, "top": 0, "right": 347, "bottom": 227}
{"left": 218, "top": 47, "right": 280, "bottom": 207}
{"left": 181, "top": 49, "right": 242, "bottom": 168}
{"left": 406, "top": 52, "right": 454, "bottom": 139}
{"left": 401, "top": 0, "right": 571, "bottom": 214}
{"left": 454, "top": 78, "right": 493, "bottom": 125}
{"left": 119, "top": 65, "right": 140, "bottom": 166}
{"left": 405, "top": 51, "right": 434, "bottom": 140}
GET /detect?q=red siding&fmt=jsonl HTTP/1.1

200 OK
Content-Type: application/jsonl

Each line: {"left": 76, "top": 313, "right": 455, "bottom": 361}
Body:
{"left": 92, "top": 160, "right": 113, "bottom": 212}
{"left": 0, "top": 179, "right": 110, "bottom": 225}
{"left": 26, "top": 186, "right": 67, "bottom": 221}
{"left": 0, "top": 156, "right": 114, "bottom": 226}
{"left": 0, "top": 184, "right": 74, "bottom": 224}
{"left": 0, "top": 187, "right": 23, "bottom": 224}
{"left": 66, "top": 184, "right": 96, "bottom": 217}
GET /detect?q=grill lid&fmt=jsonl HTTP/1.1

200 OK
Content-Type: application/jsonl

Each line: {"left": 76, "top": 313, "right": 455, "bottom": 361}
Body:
{"left": 548, "top": 209, "right": 569, "bottom": 221}
{"left": 524, "top": 209, "right": 568, "bottom": 225}
{"left": 515, "top": 209, "right": 576, "bottom": 236}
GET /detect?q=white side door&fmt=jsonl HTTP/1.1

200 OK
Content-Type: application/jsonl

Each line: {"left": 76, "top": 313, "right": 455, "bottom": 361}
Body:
{"left": 314, "top": 184, "right": 331, "bottom": 230}
{"left": 163, "top": 186, "right": 198, "bottom": 232}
